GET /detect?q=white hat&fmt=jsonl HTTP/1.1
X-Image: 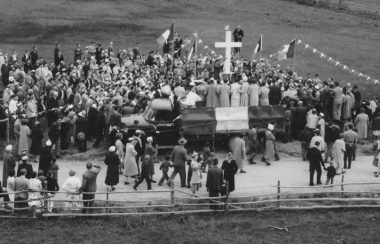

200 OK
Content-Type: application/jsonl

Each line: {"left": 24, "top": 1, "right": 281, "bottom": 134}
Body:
{"left": 9, "top": 76, "right": 15, "bottom": 82}
{"left": 135, "top": 129, "right": 142, "bottom": 135}
{"left": 191, "top": 151, "right": 199, "bottom": 158}
{"left": 5, "top": 145, "right": 13, "bottom": 151}
{"left": 146, "top": 136, "right": 153, "bottom": 143}
{"left": 319, "top": 113, "right": 325, "bottom": 117}
{"left": 128, "top": 137, "right": 134, "bottom": 142}
{"left": 22, "top": 155, "right": 28, "bottom": 161}
{"left": 105, "top": 59, "right": 110, "bottom": 63}
{"left": 109, "top": 146, "right": 116, "bottom": 152}
{"left": 46, "top": 139, "right": 52, "bottom": 146}
{"left": 268, "top": 123, "right": 274, "bottom": 131}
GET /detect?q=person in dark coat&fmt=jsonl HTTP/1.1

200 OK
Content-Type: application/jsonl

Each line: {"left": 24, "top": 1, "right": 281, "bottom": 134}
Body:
{"left": 30, "top": 121, "right": 43, "bottom": 162}
{"left": 48, "top": 120, "right": 60, "bottom": 158}
{"left": 60, "top": 116, "right": 71, "bottom": 150}
{"left": 93, "top": 106, "right": 106, "bottom": 148}
{"left": 87, "top": 104, "right": 98, "bottom": 141}
{"left": 133, "top": 155, "right": 152, "bottom": 190}
{"left": 2, "top": 145, "right": 16, "bottom": 187}
{"left": 17, "top": 156, "right": 33, "bottom": 179}
{"left": 38, "top": 140, "right": 53, "bottom": 176}
{"left": 144, "top": 136, "right": 157, "bottom": 182}
{"left": 76, "top": 110, "right": 89, "bottom": 152}
{"left": 307, "top": 141, "right": 325, "bottom": 186}
{"left": 46, "top": 92, "right": 59, "bottom": 127}
{"left": 221, "top": 152, "right": 239, "bottom": 192}
{"left": 293, "top": 101, "right": 307, "bottom": 140}
{"left": 206, "top": 159, "right": 224, "bottom": 209}
{"left": 268, "top": 81, "right": 282, "bottom": 105}
{"left": 104, "top": 146, "right": 120, "bottom": 191}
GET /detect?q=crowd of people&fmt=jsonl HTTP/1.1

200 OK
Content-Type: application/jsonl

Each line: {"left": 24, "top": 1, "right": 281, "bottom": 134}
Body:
{"left": 1, "top": 28, "right": 380, "bottom": 214}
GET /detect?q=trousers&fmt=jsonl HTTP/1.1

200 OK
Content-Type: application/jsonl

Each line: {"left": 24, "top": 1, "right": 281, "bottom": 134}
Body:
{"left": 344, "top": 144, "right": 354, "bottom": 169}
{"left": 309, "top": 165, "right": 322, "bottom": 185}
{"left": 169, "top": 166, "right": 186, "bottom": 187}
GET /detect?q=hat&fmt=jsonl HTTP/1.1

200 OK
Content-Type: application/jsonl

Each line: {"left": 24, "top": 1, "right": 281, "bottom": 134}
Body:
{"left": 109, "top": 146, "right": 116, "bottom": 152}
{"left": 22, "top": 155, "right": 28, "bottom": 161}
{"left": 319, "top": 113, "right": 325, "bottom": 117}
{"left": 5, "top": 145, "right": 13, "bottom": 151}
{"left": 178, "top": 137, "right": 187, "bottom": 145}
{"left": 144, "top": 155, "right": 150, "bottom": 160}
{"left": 46, "top": 139, "right": 52, "bottom": 147}
{"left": 191, "top": 151, "right": 198, "bottom": 158}
{"left": 146, "top": 136, "right": 153, "bottom": 143}
{"left": 268, "top": 123, "right": 274, "bottom": 131}
{"left": 298, "top": 101, "right": 303, "bottom": 105}
{"left": 128, "top": 137, "right": 134, "bottom": 142}
{"left": 135, "top": 129, "right": 142, "bottom": 135}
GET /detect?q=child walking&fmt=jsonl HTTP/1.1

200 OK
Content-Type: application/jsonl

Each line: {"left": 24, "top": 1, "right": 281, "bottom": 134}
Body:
{"left": 158, "top": 155, "right": 173, "bottom": 186}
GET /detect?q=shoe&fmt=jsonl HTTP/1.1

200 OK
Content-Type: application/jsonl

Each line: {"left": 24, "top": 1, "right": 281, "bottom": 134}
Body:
{"left": 309, "top": 183, "right": 314, "bottom": 186}
{"left": 261, "top": 157, "right": 265, "bottom": 162}
{"left": 158, "top": 183, "right": 162, "bottom": 186}
{"left": 151, "top": 180, "right": 157, "bottom": 183}
{"left": 317, "top": 182, "right": 322, "bottom": 185}
{"left": 275, "top": 157, "right": 280, "bottom": 161}
{"left": 166, "top": 182, "right": 171, "bottom": 187}
{"left": 124, "top": 182, "right": 129, "bottom": 185}
{"left": 187, "top": 185, "right": 191, "bottom": 188}
{"left": 266, "top": 162, "right": 271, "bottom": 166}
{"left": 240, "top": 170, "right": 247, "bottom": 173}
{"left": 147, "top": 188, "right": 152, "bottom": 190}
{"left": 133, "top": 186, "right": 137, "bottom": 191}
{"left": 249, "top": 161, "right": 257, "bottom": 164}
{"left": 111, "top": 187, "right": 116, "bottom": 191}
{"left": 181, "top": 185, "right": 187, "bottom": 188}
{"left": 375, "top": 174, "right": 379, "bottom": 178}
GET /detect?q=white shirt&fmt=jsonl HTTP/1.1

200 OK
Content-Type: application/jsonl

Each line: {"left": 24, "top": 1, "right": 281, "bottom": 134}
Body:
{"left": 181, "top": 91, "right": 201, "bottom": 107}
{"left": 8, "top": 99, "right": 18, "bottom": 114}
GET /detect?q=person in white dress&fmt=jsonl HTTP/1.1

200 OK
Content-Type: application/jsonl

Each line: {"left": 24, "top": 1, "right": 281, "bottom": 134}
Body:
{"left": 115, "top": 133, "right": 125, "bottom": 174}
{"left": 230, "top": 80, "right": 241, "bottom": 107}
{"left": 332, "top": 135, "right": 346, "bottom": 175}
{"left": 61, "top": 170, "right": 82, "bottom": 211}
{"left": 28, "top": 171, "right": 44, "bottom": 214}
{"left": 190, "top": 152, "right": 202, "bottom": 194}
{"left": 123, "top": 137, "right": 139, "bottom": 184}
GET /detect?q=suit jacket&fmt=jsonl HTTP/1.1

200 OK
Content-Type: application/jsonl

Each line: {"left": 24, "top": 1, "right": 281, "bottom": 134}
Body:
{"left": 14, "top": 176, "right": 29, "bottom": 199}
{"left": 171, "top": 145, "right": 188, "bottom": 168}
{"left": 206, "top": 166, "right": 224, "bottom": 191}
{"left": 306, "top": 147, "right": 324, "bottom": 167}
{"left": 79, "top": 167, "right": 101, "bottom": 193}
{"left": 76, "top": 117, "right": 89, "bottom": 134}
{"left": 269, "top": 85, "right": 282, "bottom": 105}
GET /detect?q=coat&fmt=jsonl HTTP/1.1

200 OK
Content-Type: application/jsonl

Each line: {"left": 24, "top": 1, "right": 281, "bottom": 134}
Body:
{"left": 38, "top": 146, "right": 52, "bottom": 175}
{"left": 104, "top": 152, "right": 120, "bottom": 186}
{"left": 79, "top": 167, "right": 101, "bottom": 193}
{"left": 218, "top": 83, "right": 230, "bottom": 107}
{"left": 17, "top": 162, "right": 33, "bottom": 179}
{"left": 230, "top": 83, "right": 241, "bottom": 107}
{"left": 229, "top": 137, "right": 246, "bottom": 169}
{"left": 259, "top": 86, "right": 270, "bottom": 106}
{"left": 172, "top": 145, "right": 188, "bottom": 168}
{"left": 248, "top": 83, "right": 259, "bottom": 106}
{"left": 144, "top": 143, "right": 157, "bottom": 175}
{"left": 240, "top": 81, "right": 249, "bottom": 106}
{"left": 30, "top": 124, "right": 43, "bottom": 155}
{"left": 355, "top": 113, "right": 369, "bottom": 140}
{"left": 123, "top": 143, "right": 138, "bottom": 177}
{"left": 205, "top": 84, "right": 219, "bottom": 108}
{"left": 2, "top": 151, "right": 16, "bottom": 186}
{"left": 264, "top": 130, "right": 276, "bottom": 160}
{"left": 306, "top": 147, "right": 324, "bottom": 168}
{"left": 18, "top": 125, "right": 31, "bottom": 155}
{"left": 269, "top": 85, "right": 282, "bottom": 105}
{"left": 332, "top": 139, "right": 345, "bottom": 174}
{"left": 190, "top": 160, "right": 202, "bottom": 184}
{"left": 206, "top": 166, "right": 224, "bottom": 191}
{"left": 221, "top": 160, "right": 238, "bottom": 192}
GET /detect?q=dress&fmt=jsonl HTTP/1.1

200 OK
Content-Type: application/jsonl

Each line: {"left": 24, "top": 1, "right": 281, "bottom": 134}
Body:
{"left": 239, "top": 81, "right": 249, "bottom": 106}
{"left": 229, "top": 137, "right": 246, "bottom": 169}
{"left": 332, "top": 139, "right": 345, "bottom": 174}
{"left": 248, "top": 83, "right": 259, "bottom": 106}
{"left": 205, "top": 84, "right": 219, "bottom": 108}
{"left": 221, "top": 160, "right": 238, "bottom": 192}
{"left": 264, "top": 130, "right": 276, "bottom": 161}
{"left": 355, "top": 113, "right": 369, "bottom": 140}
{"left": 259, "top": 86, "right": 270, "bottom": 106}
{"left": 38, "top": 147, "right": 52, "bottom": 175}
{"left": 218, "top": 83, "right": 231, "bottom": 107}
{"left": 61, "top": 176, "right": 82, "bottom": 211}
{"left": 104, "top": 152, "right": 120, "bottom": 186}
{"left": 190, "top": 160, "right": 202, "bottom": 189}
{"left": 18, "top": 125, "right": 31, "bottom": 155}
{"left": 144, "top": 143, "right": 157, "bottom": 175}
{"left": 230, "top": 83, "right": 241, "bottom": 107}
{"left": 28, "top": 178, "right": 44, "bottom": 209}
{"left": 115, "top": 139, "right": 125, "bottom": 161}
{"left": 123, "top": 142, "right": 138, "bottom": 177}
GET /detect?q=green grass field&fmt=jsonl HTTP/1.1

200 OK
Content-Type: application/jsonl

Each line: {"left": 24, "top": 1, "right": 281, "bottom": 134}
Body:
{"left": 1, "top": 0, "right": 379, "bottom": 97}
{"left": 2, "top": 209, "right": 380, "bottom": 243}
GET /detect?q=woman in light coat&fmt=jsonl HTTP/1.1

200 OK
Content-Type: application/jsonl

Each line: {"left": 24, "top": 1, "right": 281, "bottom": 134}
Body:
{"left": 123, "top": 137, "right": 139, "bottom": 184}
{"left": 190, "top": 152, "right": 202, "bottom": 194}
{"left": 332, "top": 135, "right": 346, "bottom": 175}
{"left": 61, "top": 170, "right": 82, "bottom": 211}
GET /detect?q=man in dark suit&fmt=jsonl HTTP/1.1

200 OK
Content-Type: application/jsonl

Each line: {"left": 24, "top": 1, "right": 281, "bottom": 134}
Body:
{"left": 293, "top": 101, "right": 307, "bottom": 140}
{"left": 168, "top": 137, "right": 189, "bottom": 187}
{"left": 233, "top": 25, "right": 244, "bottom": 53}
{"left": 30, "top": 46, "right": 38, "bottom": 69}
{"left": 269, "top": 80, "right": 282, "bottom": 105}
{"left": 78, "top": 162, "right": 101, "bottom": 214}
{"left": 307, "top": 141, "right": 325, "bottom": 186}
{"left": 13, "top": 169, "right": 29, "bottom": 212}
{"left": 76, "top": 111, "right": 89, "bottom": 152}
{"left": 206, "top": 159, "right": 224, "bottom": 209}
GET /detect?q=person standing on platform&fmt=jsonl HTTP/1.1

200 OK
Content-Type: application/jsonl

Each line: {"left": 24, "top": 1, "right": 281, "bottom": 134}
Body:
{"left": 206, "top": 159, "right": 224, "bottom": 210}
{"left": 221, "top": 152, "right": 238, "bottom": 193}
{"left": 217, "top": 79, "right": 231, "bottom": 107}
{"left": 233, "top": 25, "right": 244, "bottom": 54}
{"left": 343, "top": 124, "right": 357, "bottom": 169}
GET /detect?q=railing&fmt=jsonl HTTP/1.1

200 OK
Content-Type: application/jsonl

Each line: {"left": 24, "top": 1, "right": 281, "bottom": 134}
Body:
{"left": 1, "top": 177, "right": 380, "bottom": 218}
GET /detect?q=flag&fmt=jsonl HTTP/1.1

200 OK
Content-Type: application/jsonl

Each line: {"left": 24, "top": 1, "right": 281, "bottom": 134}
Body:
{"left": 156, "top": 23, "right": 174, "bottom": 46}
{"left": 275, "top": 39, "right": 296, "bottom": 60}
{"left": 253, "top": 35, "right": 263, "bottom": 54}
{"left": 187, "top": 38, "right": 198, "bottom": 62}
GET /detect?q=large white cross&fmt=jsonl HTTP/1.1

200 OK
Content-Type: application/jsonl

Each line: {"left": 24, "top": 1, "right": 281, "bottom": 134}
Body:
{"left": 215, "top": 28, "right": 242, "bottom": 74}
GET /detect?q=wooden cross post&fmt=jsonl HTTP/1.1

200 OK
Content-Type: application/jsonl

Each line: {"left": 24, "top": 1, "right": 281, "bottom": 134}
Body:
{"left": 215, "top": 26, "right": 242, "bottom": 75}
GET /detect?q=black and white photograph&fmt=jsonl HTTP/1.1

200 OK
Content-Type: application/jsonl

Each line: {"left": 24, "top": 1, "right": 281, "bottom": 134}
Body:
{"left": 0, "top": 0, "right": 380, "bottom": 243}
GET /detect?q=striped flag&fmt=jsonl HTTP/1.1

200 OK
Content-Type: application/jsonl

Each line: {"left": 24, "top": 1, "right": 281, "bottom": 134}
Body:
{"left": 156, "top": 23, "right": 174, "bottom": 46}
{"left": 275, "top": 39, "right": 296, "bottom": 60}
{"left": 254, "top": 34, "right": 263, "bottom": 54}
{"left": 187, "top": 36, "right": 198, "bottom": 62}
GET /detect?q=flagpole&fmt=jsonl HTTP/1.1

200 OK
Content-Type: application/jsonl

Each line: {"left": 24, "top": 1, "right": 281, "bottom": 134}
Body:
{"left": 292, "top": 38, "right": 296, "bottom": 73}
{"left": 171, "top": 19, "right": 175, "bottom": 72}
{"left": 194, "top": 31, "right": 198, "bottom": 78}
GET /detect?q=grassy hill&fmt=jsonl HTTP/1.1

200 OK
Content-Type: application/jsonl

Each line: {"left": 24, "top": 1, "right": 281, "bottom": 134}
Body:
{"left": 1, "top": 0, "right": 379, "bottom": 97}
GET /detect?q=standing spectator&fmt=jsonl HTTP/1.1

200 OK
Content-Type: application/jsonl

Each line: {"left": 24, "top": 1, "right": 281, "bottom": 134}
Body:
{"left": 133, "top": 155, "right": 152, "bottom": 190}
{"left": 123, "top": 137, "right": 139, "bottom": 185}
{"left": 201, "top": 142, "right": 211, "bottom": 172}
{"left": 104, "top": 146, "right": 120, "bottom": 191}
{"left": 144, "top": 136, "right": 157, "bottom": 183}
{"left": 232, "top": 25, "right": 244, "bottom": 53}
{"left": 54, "top": 43, "right": 61, "bottom": 66}
{"left": 38, "top": 140, "right": 53, "bottom": 176}
{"left": 230, "top": 79, "right": 241, "bottom": 107}
{"left": 158, "top": 155, "right": 173, "bottom": 186}
{"left": 355, "top": 108, "right": 369, "bottom": 144}
{"left": 324, "top": 162, "right": 337, "bottom": 185}
{"left": 46, "top": 170, "right": 59, "bottom": 213}
{"left": 134, "top": 130, "right": 144, "bottom": 174}
{"left": 74, "top": 43, "right": 82, "bottom": 62}
{"left": 332, "top": 134, "right": 346, "bottom": 175}
{"left": 246, "top": 127, "right": 259, "bottom": 165}
{"left": 48, "top": 120, "right": 60, "bottom": 158}
{"left": 76, "top": 110, "right": 88, "bottom": 152}
{"left": 30, "top": 121, "right": 43, "bottom": 162}
{"left": 115, "top": 133, "right": 124, "bottom": 174}
{"left": 263, "top": 124, "right": 276, "bottom": 166}
{"left": 204, "top": 79, "right": 219, "bottom": 108}
{"left": 248, "top": 79, "right": 259, "bottom": 106}
{"left": 218, "top": 79, "right": 231, "bottom": 107}
{"left": 230, "top": 133, "right": 246, "bottom": 173}
{"left": 168, "top": 137, "right": 189, "bottom": 188}
{"left": 240, "top": 76, "right": 249, "bottom": 106}
{"left": 221, "top": 152, "right": 238, "bottom": 193}
{"left": 61, "top": 170, "right": 82, "bottom": 211}
{"left": 18, "top": 119, "right": 31, "bottom": 157}
{"left": 269, "top": 80, "right": 282, "bottom": 105}
{"left": 30, "top": 46, "right": 38, "bottom": 69}
{"left": 93, "top": 106, "right": 106, "bottom": 148}
{"left": 343, "top": 124, "right": 357, "bottom": 169}
{"left": 293, "top": 101, "right": 307, "bottom": 139}
{"left": 307, "top": 141, "right": 324, "bottom": 186}
{"left": 0, "top": 180, "right": 12, "bottom": 211}
{"left": 13, "top": 169, "right": 29, "bottom": 214}
{"left": 78, "top": 162, "right": 102, "bottom": 214}
{"left": 17, "top": 156, "right": 33, "bottom": 179}
{"left": 206, "top": 159, "right": 224, "bottom": 210}
{"left": 259, "top": 82, "right": 270, "bottom": 106}
{"left": 332, "top": 81, "right": 343, "bottom": 120}
{"left": 2, "top": 145, "right": 16, "bottom": 187}
{"left": 27, "top": 171, "right": 44, "bottom": 216}
{"left": 372, "top": 137, "right": 380, "bottom": 177}
{"left": 189, "top": 152, "right": 202, "bottom": 195}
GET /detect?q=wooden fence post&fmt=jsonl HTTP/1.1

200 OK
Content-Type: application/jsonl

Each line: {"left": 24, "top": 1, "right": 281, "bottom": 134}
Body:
{"left": 170, "top": 182, "right": 175, "bottom": 213}
{"left": 106, "top": 187, "right": 110, "bottom": 213}
{"left": 277, "top": 180, "right": 281, "bottom": 208}
{"left": 341, "top": 174, "right": 345, "bottom": 198}
{"left": 225, "top": 181, "right": 230, "bottom": 212}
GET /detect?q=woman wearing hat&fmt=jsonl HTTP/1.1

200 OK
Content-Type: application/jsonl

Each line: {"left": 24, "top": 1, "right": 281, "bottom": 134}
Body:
{"left": 61, "top": 170, "right": 82, "bottom": 211}
{"left": 221, "top": 152, "right": 238, "bottom": 192}
{"left": 30, "top": 121, "right": 43, "bottom": 162}
{"left": 39, "top": 140, "right": 53, "bottom": 176}
{"left": 263, "top": 124, "right": 276, "bottom": 166}
{"left": 17, "top": 156, "right": 33, "bottom": 179}
{"left": 104, "top": 146, "right": 121, "bottom": 191}
{"left": 18, "top": 119, "right": 31, "bottom": 158}
{"left": 123, "top": 137, "right": 139, "bottom": 185}
{"left": 144, "top": 136, "right": 157, "bottom": 183}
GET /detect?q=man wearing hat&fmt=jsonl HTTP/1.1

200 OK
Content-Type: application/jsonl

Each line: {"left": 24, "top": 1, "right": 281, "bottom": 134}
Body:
{"left": 17, "top": 156, "right": 33, "bottom": 179}
{"left": 168, "top": 137, "right": 190, "bottom": 187}
{"left": 78, "top": 162, "right": 102, "bottom": 214}
{"left": 2, "top": 145, "right": 16, "bottom": 187}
